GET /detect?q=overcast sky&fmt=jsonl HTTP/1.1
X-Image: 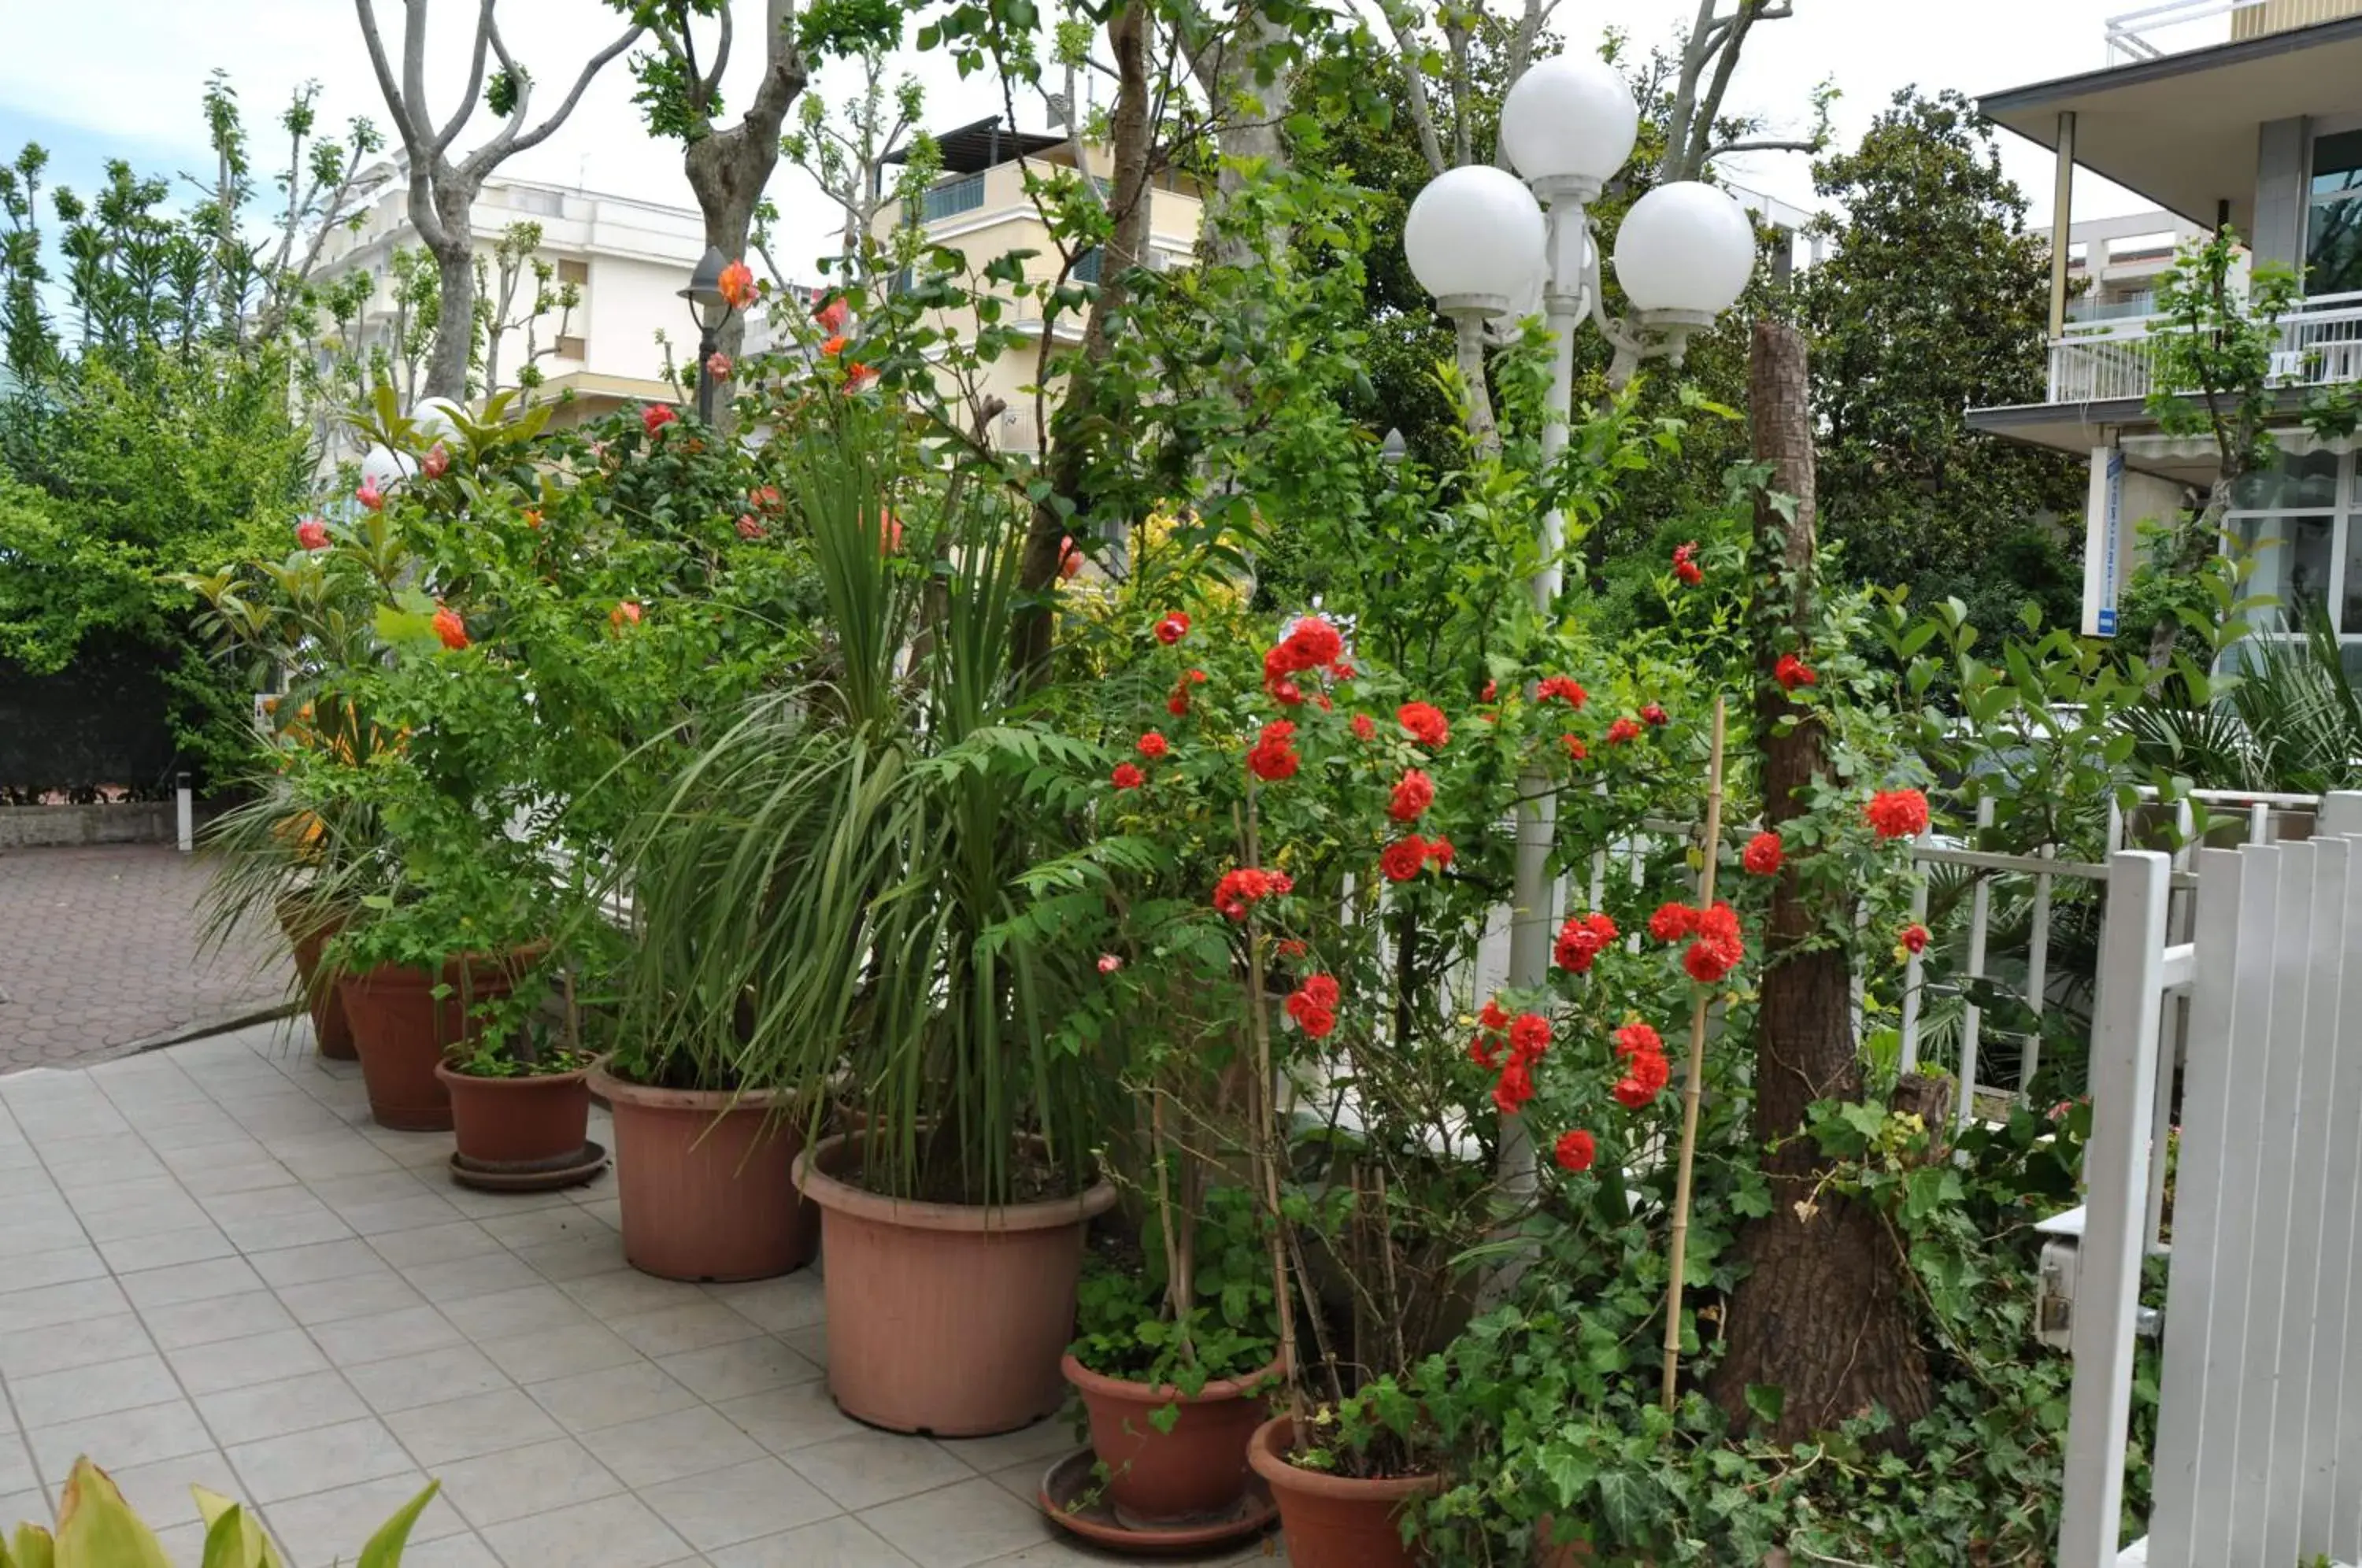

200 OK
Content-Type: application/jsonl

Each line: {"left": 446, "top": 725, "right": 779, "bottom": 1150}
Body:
{"left": 0, "top": 0, "right": 2169, "bottom": 278}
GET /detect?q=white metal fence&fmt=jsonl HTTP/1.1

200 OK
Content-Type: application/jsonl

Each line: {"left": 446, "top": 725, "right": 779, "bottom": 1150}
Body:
{"left": 2058, "top": 791, "right": 2362, "bottom": 1567}
{"left": 2049, "top": 292, "right": 2362, "bottom": 404}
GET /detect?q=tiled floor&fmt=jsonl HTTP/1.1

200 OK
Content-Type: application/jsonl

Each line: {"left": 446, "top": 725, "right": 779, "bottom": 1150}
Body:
{"left": 0, "top": 1023, "right": 1280, "bottom": 1567}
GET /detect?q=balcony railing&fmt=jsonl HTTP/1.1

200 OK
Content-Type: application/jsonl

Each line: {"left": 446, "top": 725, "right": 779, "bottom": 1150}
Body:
{"left": 2046, "top": 290, "right": 2362, "bottom": 401}
{"left": 2107, "top": 0, "right": 2362, "bottom": 63}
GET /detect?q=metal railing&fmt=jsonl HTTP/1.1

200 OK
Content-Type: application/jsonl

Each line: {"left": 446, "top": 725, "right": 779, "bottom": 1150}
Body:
{"left": 2047, "top": 290, "right": 2362, "bottom": 402}
{"left": 2107, "top": 0, "right": 2362, "bottom": 62}
{"left": 917, "top": 173, "right": 987, "bottom": 224}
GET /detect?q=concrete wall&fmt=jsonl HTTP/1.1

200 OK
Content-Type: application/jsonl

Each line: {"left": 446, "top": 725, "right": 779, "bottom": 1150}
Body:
{"left": 2255, "top": 117, "right": 2312, "bottom": 274}
{"left": 0, "top": 803, "right": 172, "bottom": 849}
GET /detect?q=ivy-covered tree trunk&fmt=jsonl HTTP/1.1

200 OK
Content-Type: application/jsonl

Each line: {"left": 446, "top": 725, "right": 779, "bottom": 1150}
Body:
{"left": 1708, "top": 320, "right": 1934, "bottom": 1442}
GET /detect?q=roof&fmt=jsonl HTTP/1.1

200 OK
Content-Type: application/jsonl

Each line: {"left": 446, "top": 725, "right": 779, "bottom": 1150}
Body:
{"left": 1977, "top": 16, "right": 2362, "bottom": 231}
{"left": 883, "top": 116, "right": 1066, "bottom": 175}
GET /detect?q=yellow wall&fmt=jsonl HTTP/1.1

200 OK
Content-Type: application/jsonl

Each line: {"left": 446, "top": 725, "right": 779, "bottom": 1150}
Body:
{"left": 2231, "top": 0, "right": 2362, "bottom": 39}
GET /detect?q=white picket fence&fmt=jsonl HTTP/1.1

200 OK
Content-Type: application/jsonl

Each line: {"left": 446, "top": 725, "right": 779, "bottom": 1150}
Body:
{"left": 2058, "top": 791, "right": 2362, "bottom": 1567}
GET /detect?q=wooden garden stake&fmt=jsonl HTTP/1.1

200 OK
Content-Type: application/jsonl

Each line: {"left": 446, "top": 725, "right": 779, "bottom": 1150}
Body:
{"left": 1237, "top": 790, "right": 1304, "bottom": 1423}
{"left": 1662, "top": 695, "right": 1727, "bottom": 1411}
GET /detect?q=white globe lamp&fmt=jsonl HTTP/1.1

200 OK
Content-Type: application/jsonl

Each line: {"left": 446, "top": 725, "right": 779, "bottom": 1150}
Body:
{"left": 1611, "top": 181, "right": 1758, "bottom": 321}
{"left": 358, "top": 445, "right": 416, "bottom": 494}
{"left": 1500, "top": 55, "right": 1639, "bottom": 194}
{"left": 1404, "top": 165, "right": 1547, "bottom": 317}
{"left": 412, "top": 397, "right": 465, "bottom": 442}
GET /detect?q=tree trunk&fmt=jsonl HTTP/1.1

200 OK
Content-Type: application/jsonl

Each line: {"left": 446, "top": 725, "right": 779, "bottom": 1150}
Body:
{"left": 1012, "top": 0, "right": 1155, "bottom": 684}
{"left": 2145, "top": 475, "right": 2234, "bottom": 672}
{"left": 1187, "top": 6, "right": 1293, "bottom": 272}
{"left": 1707, "top": 320, "right": 1934, "bottom": 1444}
{"left": 421, "top": 176, "right": 478, "bottom": 403}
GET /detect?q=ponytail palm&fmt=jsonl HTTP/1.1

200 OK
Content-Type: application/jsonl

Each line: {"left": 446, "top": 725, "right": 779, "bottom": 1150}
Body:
{"left": 612, "top": 404, "right": 1107, "bottom": 1205}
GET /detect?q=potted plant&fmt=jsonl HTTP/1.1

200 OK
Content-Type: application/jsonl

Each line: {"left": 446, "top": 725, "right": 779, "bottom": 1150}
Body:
{"left": 436, "top": 985, "right": 605, "bottom": 1188}
{"left": 616, "top": 395, "right": 1115, "bottom": 1429}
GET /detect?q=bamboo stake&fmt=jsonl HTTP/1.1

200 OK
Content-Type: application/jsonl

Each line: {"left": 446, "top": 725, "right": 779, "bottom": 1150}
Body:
{"left": 1238, "top": 791, "right": 1303, "bottom": 1422}
{"left": 1661, "top": 695, "right": 1727, "bottom": 1411}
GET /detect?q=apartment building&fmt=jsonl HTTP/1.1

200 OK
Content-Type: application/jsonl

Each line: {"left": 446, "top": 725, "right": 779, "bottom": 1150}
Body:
{"left": 1971, "top": 0, "right": 2362, "bottom": 667}
{"left": 310, "top": 174, "right": 708, "bottom": 434}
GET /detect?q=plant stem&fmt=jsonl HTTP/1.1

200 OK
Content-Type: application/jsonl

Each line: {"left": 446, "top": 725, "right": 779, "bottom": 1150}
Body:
{"left": 1238, "top": 791, "right": 1302, "bottom": 1422}
{"left": 1151, "top": 1085, "right": 1194, "bottom": 1362}
{"left": 1661, "top": 694, "right": 1727, "bottom": 1411}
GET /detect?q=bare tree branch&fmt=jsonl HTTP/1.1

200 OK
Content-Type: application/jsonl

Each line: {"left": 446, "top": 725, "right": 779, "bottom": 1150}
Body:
{"left": 1379, "top": 0, "right": 1448, "bottom": 176}
{"left": 431, "top": 0, "right": 499, "bottom": 155}
{"left": 702, "top": 0, "right": 734, "bottom": 98}
{"left": 1708, "top": 135, "right": 1816, "bottom": 158}
{"left": 468, "top": 13, "right": 646, "bottom": 173}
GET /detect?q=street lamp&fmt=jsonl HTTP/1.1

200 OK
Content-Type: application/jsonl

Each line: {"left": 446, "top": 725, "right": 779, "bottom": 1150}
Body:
{"left": 1404, "top": 57, "right": 1759, "bottom": 1213}
{"left": 679, "top": 245, "right": 735, "bottom": 423}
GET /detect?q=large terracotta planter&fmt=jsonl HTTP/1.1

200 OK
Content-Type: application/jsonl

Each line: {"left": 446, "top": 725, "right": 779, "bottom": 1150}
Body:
{"left": 593, "top": 1068, "right": 815, "bottom": 1283}
{"left": 276, "top": 899, "right": 354, "bottom": 1060}
{"left": 1248, "top": 1414, "right": 1438, "bottom": 1568}
{"left": 339, "top": 953, "right": 535, "bottom": 1131}
{"left": 794, "top": 1133, "right": 1118, "bottom": 1437}
{"left": 436, "top": 1060, "right": 592, "bottom": 1166}
{"left": 1063, "top": 1352, "right": 1279, "bottom": 1525}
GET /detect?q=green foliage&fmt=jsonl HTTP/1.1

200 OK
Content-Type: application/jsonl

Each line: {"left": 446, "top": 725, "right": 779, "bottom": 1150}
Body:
{"left": 1070, "top": 1185, "right": 1280, "bottom": 1398}
{"left": 0, "top": 1459, "right": 436, "bottom": 1568}
{"left": 1801, "top": 89, "right": 2086, "bottom": 601}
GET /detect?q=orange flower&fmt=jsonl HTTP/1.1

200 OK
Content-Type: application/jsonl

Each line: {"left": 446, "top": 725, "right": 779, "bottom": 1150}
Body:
{"left": 821, "top": 335, "right": 850, "bottom": 357}
{"left": 610, "top": 601, "right": 642, "bottom": 630}
{"left": 717, "top": 259, "right": 757, "bottom": 309}
{"left": 431, "top": 604, "right": 468, "bottom": 651}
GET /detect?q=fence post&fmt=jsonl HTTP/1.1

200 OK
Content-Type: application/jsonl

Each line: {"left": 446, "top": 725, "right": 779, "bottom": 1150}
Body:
{"left": 2059, "top": 849, "right": 2172, "bottom": 1568}
{"left": 174, "top": 771, "right": 193, "bottom": 854}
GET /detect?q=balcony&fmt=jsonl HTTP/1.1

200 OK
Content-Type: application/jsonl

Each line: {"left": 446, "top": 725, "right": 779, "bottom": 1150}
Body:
{"left": 2047, "top": 290, "right": 2362, "bottom": 401}
{"left": 2107, "top": 0, "right": 2362, "bottom": 64}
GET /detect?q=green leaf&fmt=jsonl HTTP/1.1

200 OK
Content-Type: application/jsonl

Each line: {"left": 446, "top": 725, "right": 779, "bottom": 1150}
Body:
{"left": 357, "top": 1481, "right": 441, "bottom": 1568}
{"left": 53, "top": 1460, "right": 170, "bottom": 1568}
{"left": 1745, "top": 1383, "right": 1786, "bottom": 1428}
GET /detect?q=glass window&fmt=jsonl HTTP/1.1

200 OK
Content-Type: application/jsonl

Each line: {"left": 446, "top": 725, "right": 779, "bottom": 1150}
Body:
{"left": 2236, "top": 513, "right": 2337, "bottom": 631}
{"left": 2231, "top": 448, "right": 2342, "bottom": 510}
{"left": 2310, "top": 132, "right": 2362, "bottom": 295}
{"left": 2312, "top": 131, "right": 2362, "bottom": 201}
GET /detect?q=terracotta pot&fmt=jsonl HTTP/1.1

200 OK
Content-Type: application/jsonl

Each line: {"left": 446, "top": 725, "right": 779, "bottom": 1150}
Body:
{"left": 594, "top": 1068, "right": 816, "bottom": 1282}
{"left": 1247, "top": 1414, "right": 1438, "bottom": 1568}
{"left": 339, "top": 952, "right": 536, "bottom": 1131}
{"left": 276, "top": 899, "right": 354, "bottom": 1060}
{"left": 436, "top": 1060, "right": 592, "bottom": 1167}
{"left": 794, "top": 1133, "right": 1118, "bottom": 1437}
{"left": 1063, "top": 1352, "right": 1280, "bottom": 1525}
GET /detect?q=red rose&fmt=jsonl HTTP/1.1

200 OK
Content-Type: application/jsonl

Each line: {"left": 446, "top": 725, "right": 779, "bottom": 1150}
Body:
{"left": 1425, "top": 836, "right": 1454, "bottom": 868}
{"left": 1507, "top": 1011, "right": 1550, "bottom": 1064}
{"left": 1155, "top": 612, "right": 1191, "bottom": 645}
{"left": 1606, "top": 717, "right": 1642, "bottom": 745}
{"left": 1492, "top": 1056, "right": 1536, "bottom": 1115}
{"left": 642, "top": 403, "right": 678, "bottom": 435}
{"left": 295, "top": 518, "right": 328, "bottom": 550}
{"left": 1212, "top": 867, "right": 1287, "bottom": 920}
{"left": 1614, "top": 1021, "right": 1663, "bottom": 1060}
{"left": 1469, "top": 1034, "right": 1502, "bottom": 1071}
{"left": 1352, "top": 714, "right": 1375, "bottom": 741}
{"left": 1479, "top": 999, "right": 1511, "bottom": 1032}
{"left": 1683, "top": 900, "right": 1746, "bottom": 983}
{"left": 1277, "top": 937, "right": 1309, "bottom": 959}
{"left": 431, "top": 604, "right": 468, "bottom": 651}
{"left": 1672, "top": 541, "right": 1703, "bottom": 586}
{"left": 1248, "top": 719, "right": 1300, "bottom": 782}
{"left": 1775, "top": 652, "right": 1816, "bottom": 692}
{"left": 1279, "top": 616, "right": 1343, "bottom": 671}
{"left": 1648, "top": 903, "right": 1698, "bottom": 942}
{"left": 750, "top": 485, "right": 784, "bottom": 515}
{"left": 736, "top": 515, "right": 766, "bottom": 540}
{"left": 1111, "top": 763, "right": 1146, "bottom": 790}
{"left": 1167, "top": 689, "right": 1190, "bottom": 717}
{"left": 1562, "top": 734, "right": 1588, "bottom": 761}
{"left": 1538, "top": 676, "right": 1586, "bottom": 708}
{"left": 1901, "top": 923, "right": 1931, "bottom": 956}
{"left": 1554, "top": 912, "right": 1617, "bottom": 973}
{"left": 1553, "top": 1129, "right": 1597, "bottom": 1173}
{"left": 1292, "top": 1004, "right": 1336, "bottom": 1039}
{"left": 1742, "top": 832, "right": 1783, "bottom": 877}
{"left": 1397, "top": 702, "right": 1449, "bottom": 749}
{"left": 1379, "top": 837, "right": 1429, "bottom": 882}
{"left": 1481, "top": 679, "right": 1498, "bottom": 701}
{"left": 1866, "top": 788, "right": 1931, "bottom": 841}
{"left": 1388, "top": 770, "right": 1435, "bottom": 823}
{"left": 1640, "top": 704, "right": 1668, "bottom": 727}
{"left": 1300, "top": 974, "right": 1339, "bottom": 1008}
{"left": 1136, "top": 732, "right": 1170, "bottom": 760}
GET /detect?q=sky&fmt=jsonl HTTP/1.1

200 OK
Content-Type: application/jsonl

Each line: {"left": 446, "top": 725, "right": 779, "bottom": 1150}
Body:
{"left": 0, "top": 0, "right": 2172, "bottom": 278}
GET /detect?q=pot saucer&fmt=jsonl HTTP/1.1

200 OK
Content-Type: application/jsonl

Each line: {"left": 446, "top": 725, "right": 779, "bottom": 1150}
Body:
{"left": 450, "top": 1140, "right": 609, "bottom": 1193}
{"left": 1038, "top": 1446, "right": 1279, "bottom": 1557}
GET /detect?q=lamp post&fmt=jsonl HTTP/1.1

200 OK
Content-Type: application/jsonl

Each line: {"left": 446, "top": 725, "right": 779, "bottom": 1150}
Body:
{"left": 678, "top": 245, "right": 735, "bottom": 424}
{"left": 1401, "top": 55, "right": 1759, "bottom": 1228}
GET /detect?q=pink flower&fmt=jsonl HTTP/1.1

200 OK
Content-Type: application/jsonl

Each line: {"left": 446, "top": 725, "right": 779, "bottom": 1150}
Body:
{"left": 356, "top": 479, "right": 384, "bottom": 512}
{"left": 815, "top": 295, "right": 851, "bottom": 335}
{"left": 421, "top": 443, "right": 450, "bottom": 480}
{"left": 642, "top": 404, "right": 678, "bottom": 436}
{"left": 610, "top": 601, "right": 642, "bottom": 630}
{"left": 1098, "top": 954, "right": 1124, "bottom": 974}
{"left": 295, "top": 518, "right": 329, "bottom": 550}
{"left": 737, "top": 515, "right": 765, "bottom": 540}
{"left": 1059, "top": 536, "right": 1083, "bottom": 580}
{"left": 705, "top": 351, "right": 733, "bottom": 382}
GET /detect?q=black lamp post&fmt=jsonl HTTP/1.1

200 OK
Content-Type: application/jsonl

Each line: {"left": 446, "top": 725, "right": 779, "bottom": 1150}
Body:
{"left": 678, "top": 245, "right": 734, "bottom": 424}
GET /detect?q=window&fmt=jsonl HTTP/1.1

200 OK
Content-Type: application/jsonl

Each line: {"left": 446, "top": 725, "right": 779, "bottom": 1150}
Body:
{"left": 2306, "top": 130, "right": 2362, "bottom": 296}
{"left": 508, "top": 187, "right": 565, "bottom": 217}
{"left": 2227, "top": 447, "right": 2362, "bottom": 678}
{"left": 920, "top": 173, "right": 986, "bottom": 224}
{"left": 1072, "top": 248, "right": 1102, "bottom": 285}
{"left": 557, "top": 259, "right": 588, "bottom": 286}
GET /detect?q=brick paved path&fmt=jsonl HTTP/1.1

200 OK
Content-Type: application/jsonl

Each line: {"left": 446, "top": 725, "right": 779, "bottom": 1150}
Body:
{"left": 0, "top": 846, "right": 291, "bottom": 1074}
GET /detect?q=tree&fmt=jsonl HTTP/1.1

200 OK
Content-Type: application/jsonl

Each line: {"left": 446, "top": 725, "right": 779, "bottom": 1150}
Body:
{"left": 1800, "top": 89, "right": 2086, "bottom": 605}
{"left": 475, "top": 220, "right": 580, "bottom": 394}
{"left": 1705, "top": 318, "right": 1935, "bottom": 1441}
{"left": 778, "top": 41, "right": 924, "bottom": 269}
{"left": 352, "top": 0, "right": 645, "bottom": 401}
